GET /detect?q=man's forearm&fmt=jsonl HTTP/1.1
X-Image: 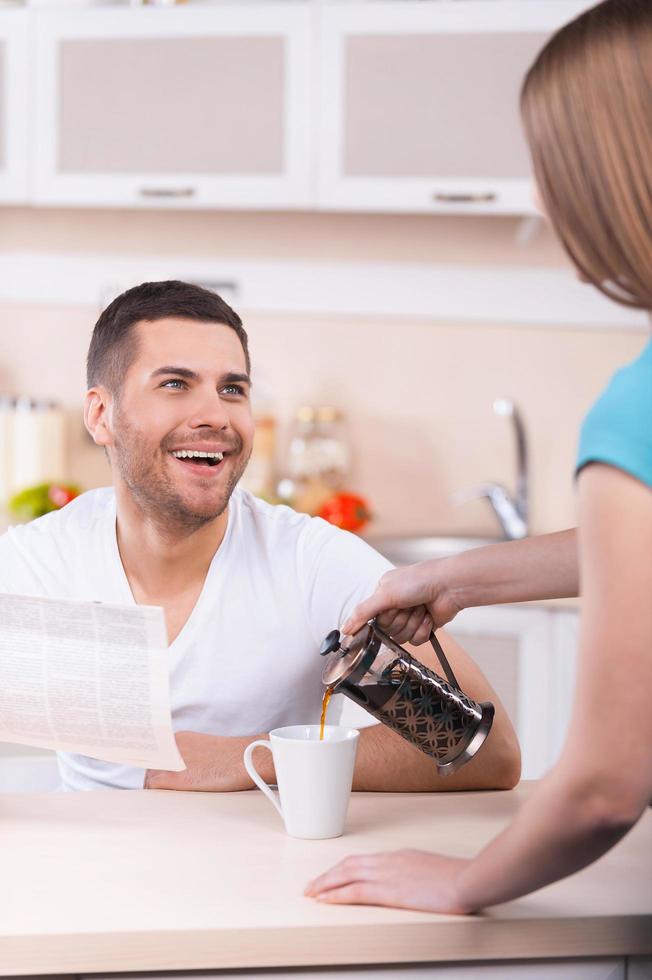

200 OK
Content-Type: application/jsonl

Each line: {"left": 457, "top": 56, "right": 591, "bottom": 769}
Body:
{"left": 444, "top": 528, "right": 579, "bottom": 612}
{"left": 352, "top": 722, "right": 519, "bottom": 793}
{"left": 145, "top": 730, "right": 275, "bottom": 791}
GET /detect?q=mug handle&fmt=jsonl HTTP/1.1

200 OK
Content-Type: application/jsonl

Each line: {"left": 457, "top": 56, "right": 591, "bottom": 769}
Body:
{"left": 243, "top": 740, "right": 283, "bottom": 817}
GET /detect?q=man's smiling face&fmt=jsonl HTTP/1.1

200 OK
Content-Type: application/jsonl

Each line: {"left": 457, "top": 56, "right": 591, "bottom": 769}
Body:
{"left": 107, "top": 316, "right": 254, "bottom": 532}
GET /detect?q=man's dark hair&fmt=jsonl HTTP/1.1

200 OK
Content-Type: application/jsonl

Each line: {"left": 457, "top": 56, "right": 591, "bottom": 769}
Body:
{"left": 86, "top": 280, "right": 250, "bottom": 391}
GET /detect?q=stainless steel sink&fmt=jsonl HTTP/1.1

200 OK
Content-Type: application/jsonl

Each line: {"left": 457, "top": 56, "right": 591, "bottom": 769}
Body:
{"left": 365, "top": 534, "right": 503, "bottom": 566}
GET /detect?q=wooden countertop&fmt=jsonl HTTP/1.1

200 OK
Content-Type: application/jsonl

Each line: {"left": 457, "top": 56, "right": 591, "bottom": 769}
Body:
{"left": 1, "top": 783, "right": 650, "bottom": 976}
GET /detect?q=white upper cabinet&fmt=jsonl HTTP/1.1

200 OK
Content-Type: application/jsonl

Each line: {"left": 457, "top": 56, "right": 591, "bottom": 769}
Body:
{"left": 0, "top": 10, "right": 29, "bottom": 203}
{"left": 317, "top": 1, "right": 593, "bottom": 215}
{"left": 33, "top": 5, "right": 314, "bottom": 209}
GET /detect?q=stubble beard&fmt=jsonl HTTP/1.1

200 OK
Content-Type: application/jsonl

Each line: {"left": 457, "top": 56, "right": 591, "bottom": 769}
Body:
{"left": 111, "top": 410, "right": 250, "bottom": 536}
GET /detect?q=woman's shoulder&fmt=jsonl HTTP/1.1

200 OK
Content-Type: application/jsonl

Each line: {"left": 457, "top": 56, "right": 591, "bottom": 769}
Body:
{"left": 577, "top": 339, "right": 652, "bottom": 487}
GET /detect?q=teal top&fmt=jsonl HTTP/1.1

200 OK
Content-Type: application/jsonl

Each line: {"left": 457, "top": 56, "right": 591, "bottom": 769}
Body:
{"left": 577, "top": 337, "right": 652, "bottom": 488}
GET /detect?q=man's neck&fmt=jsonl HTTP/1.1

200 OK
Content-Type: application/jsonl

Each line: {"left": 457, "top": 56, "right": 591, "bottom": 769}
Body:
{"left": 113, "top": 484, "right": 230, "bottom": 601}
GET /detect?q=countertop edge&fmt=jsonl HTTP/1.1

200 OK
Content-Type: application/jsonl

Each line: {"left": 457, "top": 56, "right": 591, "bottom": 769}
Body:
{"left": 3, "top": 916, "right": 652, "bottom": 976}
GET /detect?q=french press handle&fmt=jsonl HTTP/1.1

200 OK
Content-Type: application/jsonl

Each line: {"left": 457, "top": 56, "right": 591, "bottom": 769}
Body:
{"left": 371, "top": 619, "right": 462, "bottom": 692}
{"left": 427, "top": 630, "right": 461, "bottom": 691}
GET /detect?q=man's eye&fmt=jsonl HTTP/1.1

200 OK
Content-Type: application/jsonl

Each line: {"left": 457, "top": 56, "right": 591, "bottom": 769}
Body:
{"left": 222, "top": 384, "right": 246, "bottom": 396}
{"left": 160, "top": 379, "right": 187, "bottom": 390}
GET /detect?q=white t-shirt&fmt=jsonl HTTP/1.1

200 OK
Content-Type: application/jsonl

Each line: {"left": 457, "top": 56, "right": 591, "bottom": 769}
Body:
{"left": 0, "top": 487, "right": 390, "bottom": 791}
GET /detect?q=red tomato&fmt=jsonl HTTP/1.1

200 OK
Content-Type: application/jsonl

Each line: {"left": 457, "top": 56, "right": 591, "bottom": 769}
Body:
{"left": 47, "top": 484, "right": 80, "bottom": 509}
{"left": 317, "top": 492, "right": 371, "bottom": 532}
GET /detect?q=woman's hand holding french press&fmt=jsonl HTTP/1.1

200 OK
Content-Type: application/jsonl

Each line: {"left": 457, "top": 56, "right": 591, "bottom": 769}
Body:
{"left": 341, "top": 558, "right": 463, "bottom": 644}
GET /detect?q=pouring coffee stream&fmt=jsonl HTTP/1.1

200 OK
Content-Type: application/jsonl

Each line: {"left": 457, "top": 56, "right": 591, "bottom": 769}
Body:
{"left": 319, "top": 686, "right": 333, "bottom": 741}
{"left": 319, "top": 621, "right": 494, "bottom": 773}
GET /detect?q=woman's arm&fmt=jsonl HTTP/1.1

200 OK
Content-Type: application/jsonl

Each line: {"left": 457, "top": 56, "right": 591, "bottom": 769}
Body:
{"left": 306, "top": 465, "right": 652, "bottom": 912}
{"left": 344, "top": 529, "right": 579, "bottom": 642}
{"left": 440, "top": 527, "right": 579, "bottom": 608}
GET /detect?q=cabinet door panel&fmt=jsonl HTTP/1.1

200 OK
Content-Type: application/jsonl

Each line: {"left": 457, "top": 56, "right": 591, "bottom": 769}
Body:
{"left": 0, "top": 41, "right": 6, "bottom": 171}
{"left": 0, "top": 38, "right": 8, "bottom": 170}
{"left": 628, "top": 958, "right": 652, "bottom": 980}
{"left": 58, "top": 36, "right": 284, "bottom": 176}
{"left": 34, "top": 7, "right": 313, "bottom": 209}
{"left": 0, "top": 11, "right": 29, "bottom": 203}
{"left": 344, "top": 33, "right": 542, "bottom": 180}
{"left": 447, "top": 606, "right": 575, "bottom": 779}
{"left": 0, "top": 747, "right": 60, "bottom": 793}
{"left": 446, "top": 630, "right": 521, "bottom": 729}
{"left": 319, "top": 0, "right": 594, "bottom": 214}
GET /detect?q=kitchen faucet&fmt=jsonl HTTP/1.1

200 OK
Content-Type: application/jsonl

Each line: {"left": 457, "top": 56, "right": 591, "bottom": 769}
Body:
{"left": 455, "top": 398, "right": 529, "bottom": 540}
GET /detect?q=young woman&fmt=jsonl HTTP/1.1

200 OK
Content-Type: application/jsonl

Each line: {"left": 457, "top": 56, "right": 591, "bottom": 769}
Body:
{"left": 305, "top": 0, "right": 652, "bottom": 913}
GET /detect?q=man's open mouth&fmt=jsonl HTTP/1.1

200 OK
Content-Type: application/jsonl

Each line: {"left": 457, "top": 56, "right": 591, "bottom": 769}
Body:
{"left": 169, "top": 449, "right": 225, "bottom": 468}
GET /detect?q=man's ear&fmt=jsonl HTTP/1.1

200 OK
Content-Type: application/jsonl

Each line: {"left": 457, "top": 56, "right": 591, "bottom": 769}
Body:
{"left": 84, "top": 386, "right": 113, "bottom": 448}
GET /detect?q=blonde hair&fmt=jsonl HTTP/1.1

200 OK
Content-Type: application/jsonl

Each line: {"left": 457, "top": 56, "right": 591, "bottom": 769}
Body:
{"left": 521, "top": 0, "right": 652, "bottom": 310}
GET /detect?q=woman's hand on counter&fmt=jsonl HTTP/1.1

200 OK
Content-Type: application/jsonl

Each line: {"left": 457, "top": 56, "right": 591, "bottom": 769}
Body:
{"left": 144, "top": 730, "right": 274, "bottom": 792}
{"left": 304, "top": 849, "right": 472, "bottom": 914}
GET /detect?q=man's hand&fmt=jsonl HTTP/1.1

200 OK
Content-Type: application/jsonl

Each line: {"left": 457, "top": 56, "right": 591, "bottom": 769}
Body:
{"left": 144, "top": 730, "right": 274, "bottom": 792}
{"left": 304, "top": 849, "right": 473, "bottom": 914}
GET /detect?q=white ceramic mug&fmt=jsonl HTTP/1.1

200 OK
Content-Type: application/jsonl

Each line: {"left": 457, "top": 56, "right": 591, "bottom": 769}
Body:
{"left": 243, "top": 724, "right": 359, "bottom": 839}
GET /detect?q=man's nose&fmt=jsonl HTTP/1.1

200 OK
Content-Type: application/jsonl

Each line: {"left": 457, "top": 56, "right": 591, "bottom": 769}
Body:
{"left": 187, "top": 390, "right": 230, "bottom": 429}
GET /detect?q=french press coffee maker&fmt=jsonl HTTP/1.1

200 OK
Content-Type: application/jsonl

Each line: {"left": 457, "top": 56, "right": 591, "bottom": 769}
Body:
{"left": 320, "top": 621, "right": 494, "bottom": 775}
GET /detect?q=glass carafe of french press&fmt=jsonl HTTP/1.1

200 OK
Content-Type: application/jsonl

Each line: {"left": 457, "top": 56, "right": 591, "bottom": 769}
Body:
{"left": 320, "top": 622, "right": 494, "bottom": 775}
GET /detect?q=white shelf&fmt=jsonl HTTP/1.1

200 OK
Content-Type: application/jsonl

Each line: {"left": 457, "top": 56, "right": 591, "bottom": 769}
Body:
{"left": 0, "top": 250, "right": 647, "bottom": 331}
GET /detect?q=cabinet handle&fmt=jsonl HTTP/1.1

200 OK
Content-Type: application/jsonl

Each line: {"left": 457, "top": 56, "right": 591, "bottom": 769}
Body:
{"left": 433, "top": 192, "right": 496, "bottom": 203}
{"left": 192, "top": 279, "right": 239, "bottom": 297}
{"left": 139, "top": 187, "right": 196, "bottom": 198}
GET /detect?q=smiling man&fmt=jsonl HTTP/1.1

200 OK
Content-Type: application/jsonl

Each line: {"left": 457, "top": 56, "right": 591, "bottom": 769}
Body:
{"left": 0, "top": 280, "right": 520, "bottom": 792}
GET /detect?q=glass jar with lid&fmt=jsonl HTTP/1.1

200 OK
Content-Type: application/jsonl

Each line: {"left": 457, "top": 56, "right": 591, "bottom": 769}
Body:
{"left": 288, "top": 405, "right": 350, "bottom": 488}
{"left": 280, "top": 406, "right": 350, "bottom": 514}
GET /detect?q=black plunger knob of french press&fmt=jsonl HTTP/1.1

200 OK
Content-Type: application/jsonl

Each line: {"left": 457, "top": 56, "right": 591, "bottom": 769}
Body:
{"left": 320, "top": 630, "right": 341, "bottom": 656}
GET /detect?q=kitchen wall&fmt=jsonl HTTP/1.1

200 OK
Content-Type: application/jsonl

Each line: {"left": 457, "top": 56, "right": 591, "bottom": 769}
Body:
{"left": 1, "top": 207, "right": 647, "bottom": 537}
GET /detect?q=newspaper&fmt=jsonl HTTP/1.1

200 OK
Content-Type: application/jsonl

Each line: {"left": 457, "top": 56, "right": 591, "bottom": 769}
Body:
{"left": 0, "top": 593, "right": 185, "bottom": 771}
